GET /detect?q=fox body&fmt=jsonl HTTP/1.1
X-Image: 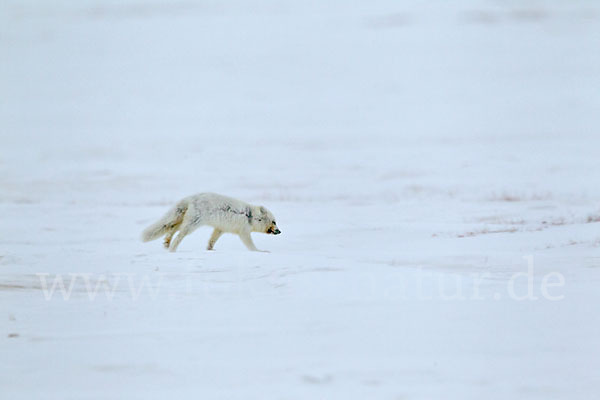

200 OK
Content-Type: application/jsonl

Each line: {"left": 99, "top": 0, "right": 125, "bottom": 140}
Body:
{"left": 141, "top": 193, "right": 281, "bottom": 252}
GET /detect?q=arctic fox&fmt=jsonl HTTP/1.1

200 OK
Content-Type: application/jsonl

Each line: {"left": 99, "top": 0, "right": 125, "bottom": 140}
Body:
{"left": 141, "top": 193, "right": 281, "bottom": 252}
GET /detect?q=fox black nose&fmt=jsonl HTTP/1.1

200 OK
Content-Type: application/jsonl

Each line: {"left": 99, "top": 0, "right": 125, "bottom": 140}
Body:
{"left": 273, "top": 229, "right": 281, "bottom": 235}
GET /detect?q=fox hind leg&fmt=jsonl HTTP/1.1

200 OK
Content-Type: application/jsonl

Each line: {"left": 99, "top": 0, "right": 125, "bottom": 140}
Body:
{"left": 168, "top": 209, "right": 203, "bottom": 252}
{"left": 163, "top": 223, "right": 181, "bottom": 249}
{"left": 169, "top": 225, "right": 191, "bottom": 252}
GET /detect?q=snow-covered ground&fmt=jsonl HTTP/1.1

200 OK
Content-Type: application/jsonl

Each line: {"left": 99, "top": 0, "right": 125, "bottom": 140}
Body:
{"left": 1, "top": 0, "right": 599, "bottom": 398}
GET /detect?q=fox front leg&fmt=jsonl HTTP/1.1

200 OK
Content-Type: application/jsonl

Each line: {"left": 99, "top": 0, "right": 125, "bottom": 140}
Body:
{"left": 207, "top": 228, "right": 223, "bottom": 250}
{"left": 238, "top": 231, "right": 268, "bottom": 252}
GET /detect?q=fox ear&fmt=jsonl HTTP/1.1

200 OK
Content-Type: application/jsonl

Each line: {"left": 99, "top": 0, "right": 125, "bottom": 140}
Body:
{"left": 259, "top": 206, "right": 267, "bottom": 215}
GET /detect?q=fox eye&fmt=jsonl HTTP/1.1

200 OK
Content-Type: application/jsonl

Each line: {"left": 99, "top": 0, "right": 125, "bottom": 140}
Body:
{"left": 272, "top": 221, "right": 276, "bottom": 224}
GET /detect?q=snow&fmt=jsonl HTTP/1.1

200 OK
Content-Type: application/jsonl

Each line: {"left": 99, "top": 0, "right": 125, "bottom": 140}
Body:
{"left": 1, "top": 0, "right": 599, "bottom": 398}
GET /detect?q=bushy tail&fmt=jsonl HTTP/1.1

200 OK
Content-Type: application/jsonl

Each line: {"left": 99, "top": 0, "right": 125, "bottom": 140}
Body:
{"left": 141, "top": 200, "right": 188, "bottom": 242}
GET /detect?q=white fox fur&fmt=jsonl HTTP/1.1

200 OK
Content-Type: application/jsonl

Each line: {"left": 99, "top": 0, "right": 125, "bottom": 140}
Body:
{"left": 141, "top": 193, "right": 281, "bottom": 252}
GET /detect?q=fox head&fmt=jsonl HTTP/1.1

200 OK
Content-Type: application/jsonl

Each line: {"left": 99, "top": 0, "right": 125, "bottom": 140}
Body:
{"left": 253, "top": 206, "right": 281, "bottom": 235}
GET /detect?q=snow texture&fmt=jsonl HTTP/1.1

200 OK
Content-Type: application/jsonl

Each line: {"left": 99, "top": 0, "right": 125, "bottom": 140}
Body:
{"left": 1, "top": 0, "right": 599, "bottom": 399}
